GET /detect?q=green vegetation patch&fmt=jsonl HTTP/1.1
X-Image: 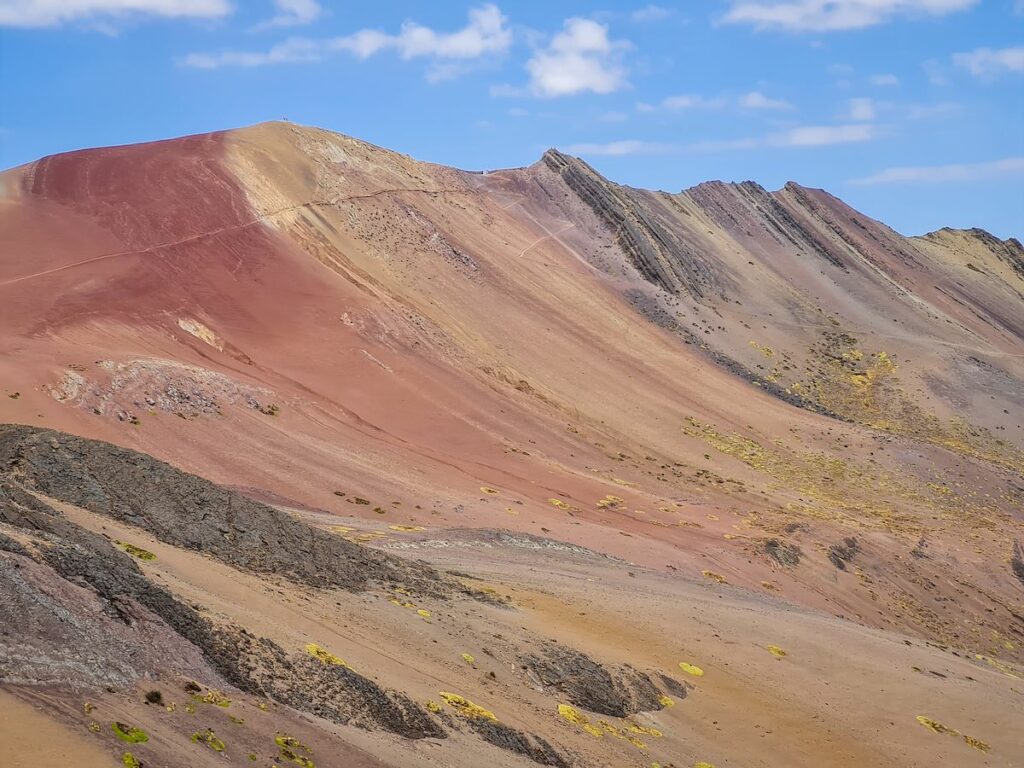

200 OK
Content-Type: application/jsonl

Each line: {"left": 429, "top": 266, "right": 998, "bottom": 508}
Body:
{"left": 191, "top": 728, "right": 226, "bottom": 752}
{"left": 116, "top": 541, "right": 156, "bottom": 561}
{"left": 111, "top": 722, "right": 149, "bottom": 743}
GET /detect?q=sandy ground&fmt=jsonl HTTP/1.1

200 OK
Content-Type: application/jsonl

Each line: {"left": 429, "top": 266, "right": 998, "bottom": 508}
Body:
{"left": 14, "top": 497, "right": 1015, "bottom": 768}
{"left": 0, "top": 690, "right": 114, "bottom": 768}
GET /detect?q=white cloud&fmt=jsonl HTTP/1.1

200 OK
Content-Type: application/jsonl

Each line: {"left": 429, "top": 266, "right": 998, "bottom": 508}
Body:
{"left": 635, "top": 94, "right": 728, "bottom": 112}
{"left": 904, "top": 101, "right": 960, "bottom": 119}
{"left": 691, "top": 123, "right": 875, "bottom": 150}
{"left": 0, "top": 0, "right": 230, "bottom": 26}
{"left": 722, "top": 0, "right": 978, "bottom": 32}
{"left": 326, "top": 4, "right": 511, "bottom": 61}
{"left": 637, "top": 92, "right": 785, "bottom": 112}
{"left": 870, "top": 73, "right": 900, "bottom": 86}
{"left": 849, "top": 157, "right": 1024, "bottom": 185}
{"left": 685, "top": 137, "right": 760, "bottom": 152}
{"left": 660, "top": 94, "right": 727, "bottom": 109}
{"left": 569, "top": 122, "right": 876, "bottom": 158}
{"left": 846, "top": 97, "right": 875, "bottom": 120}
{"left": 630, "top": 4, "right": 672, "bottom": 22}
{"left": 953, "top": 46, "right": 1024, "bottom": 78}
{"left": 258, "top": 0, "right": 321, "bottom": 29}
{"left": 184, "top": 4, "right": 512, "bottom": 75}
{"left": 183, "top": 37, "right": 322, "bottom": 68}
{"left": 525, "top": 18, "right": 629, "bottom": 97}
{"left": 562, "top": 139, "right": 675, "bottom": 156}
{"left": 740, "top": 90, "right": 792, "bottom": 109}
{"left": 770, "top": 123, "right": 875, "bottom": 146}
{"left": 599, "top": 110, "right": 630, "bottom": 122}
{"left": 489, "top": 83, "right": 525, "bottom": 97}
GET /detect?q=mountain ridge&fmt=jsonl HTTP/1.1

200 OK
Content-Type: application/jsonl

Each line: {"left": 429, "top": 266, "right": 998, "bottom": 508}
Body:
{"left": 8, "top": 119, "right": 1018, "bottom": 245}
{"left": 1, "top": 118, "right": 1021, "bottom": 767}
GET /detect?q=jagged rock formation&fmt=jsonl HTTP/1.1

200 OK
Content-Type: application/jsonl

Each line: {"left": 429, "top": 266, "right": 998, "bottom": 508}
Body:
{"left": 0, "top": 424, "right": 458, "bottom": 598}
{"left": 542, "top": 149, "right": 722, "bottom": 297}
{"left": 0, "top": 465, "right": 444, "bottom": 738}
{"left": 522, "top": 642, "right": 667, "bottom": 717}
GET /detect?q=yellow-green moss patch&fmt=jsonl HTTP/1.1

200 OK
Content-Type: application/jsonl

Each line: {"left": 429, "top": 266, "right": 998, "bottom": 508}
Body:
{"left": 111, "top": 722, "right": 148, "bottom": 743}
{"left": 276, "top": 733, "right": 315, "bottom": 767}
{"left": 116, "top": 541, "right": 156, "bottom": 561}
{"left": 305, "top": 643, "right": 348, "bottom": 668}
{"left": 440, "top": 692, "right": 497, "bottom": 722}
{"left": 191, "top": 728, "right": 225, "bottom": 752}
{"left": 196, "top": 689, "right": 231, "bottom": 707}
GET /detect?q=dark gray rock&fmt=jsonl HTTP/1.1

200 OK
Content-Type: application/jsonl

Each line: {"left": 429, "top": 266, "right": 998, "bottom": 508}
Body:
{"left": 522, "top": 641, "right": 664, "bottom": 717}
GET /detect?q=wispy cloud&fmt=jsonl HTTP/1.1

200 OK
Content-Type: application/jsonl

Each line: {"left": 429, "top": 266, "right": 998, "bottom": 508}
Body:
{"left": 845, "top": 97, "right": 875, "bottom": 120}
{"left": 849, "top": 157, "right": 1024, "bottom": 185}
{"left": 721, "top": 0, "right": 978, "bottom": 32}
{"left": 565, "top": 123, "right": 876, "bottom": 157}
{"left": 561, "top": 139, "right": 676, "bottom": 156}
{"left": 740, "top": 90, "right": 793, "bottom": 110}
{"left": 183, "top": 37, "right": 322, "bottom": 68}
{"left": 659, "top": 94, "right": 727, "bottom": 110}
{"left": 904, "top": 101, "right": 960, "bottom": 119}
{"left": 869, "top": 73, "right": 900, "bottom": 86}
{"left": 630, "top": 4, "right": 673, "bottom": 22}
{"left": 184, "top": 4, "right": 511, "bottom": 78}
{"left": 0, "top": 0, "right": 230, "bottom": 27}
{"left": 637, "top": 91, "right": 788, "bottom": 112}
{"left": 255, "top": 0, "right": 321, "bottom": 30}
{"left": 770, "top": 123, "right": 875, "bottom": 146}
{"left": 685, "top": 137, "right": 760, "bottom": 152}
{"left": 524, "top": 18, "right": 629, "bottom": 97}
{"left": 694, "top": 123, "right": 876, "bottom": 149}
{"left": 953, "top": 46, "right": 1024, "bottom": 78}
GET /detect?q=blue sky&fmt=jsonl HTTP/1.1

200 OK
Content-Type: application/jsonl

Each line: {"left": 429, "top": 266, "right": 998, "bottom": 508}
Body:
{"left": 1, "top": 1, "right": 1021, "bottom": 237}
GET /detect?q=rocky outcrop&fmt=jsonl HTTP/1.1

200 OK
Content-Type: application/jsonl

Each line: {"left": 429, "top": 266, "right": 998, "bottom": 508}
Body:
{"left": 522, "top": 641, "right": 669, "bottom": 717}
{"left": 920, "top": 227, "right": 1024, "bottom": 280}
{"left": 828, "top": 537, "right": 860, "bottom": 570}
{"left": 0, "top": 475, "right": 445, "bottom": 738}
{"left": 466, "top": 719, "right": 568, "bottom": 767}
{"left": 687, "top": 180, "right": 850, "bottom": 269}
{"left": 0, "top": 424, "right": 455, "bottom": 598}
{"left": 763, "top": 538, "right": 802, "bottom": 567}
{"left": 0, "top": 427, "right": 582, "bottom": 765}
{"left": 1012, "top": 541, "right": 1024, "bottom": 588}
{"left": 542, "top": 149, "right": 718, "bottom": 298}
